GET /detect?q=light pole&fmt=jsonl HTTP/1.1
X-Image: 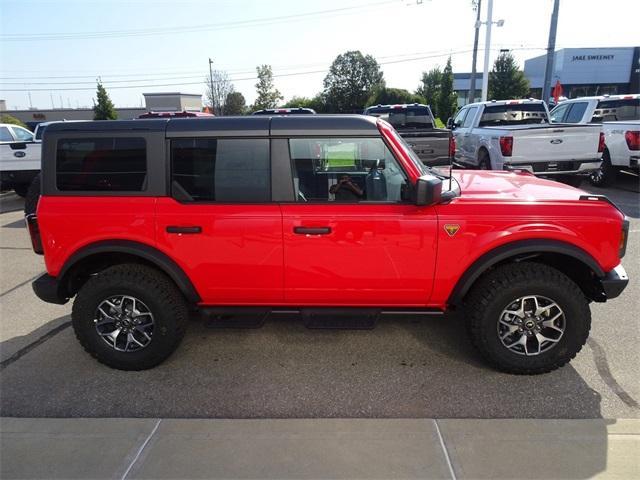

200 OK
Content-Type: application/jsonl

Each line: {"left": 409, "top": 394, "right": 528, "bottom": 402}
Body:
{"left": 208, "top": 58, "right": 214, "bottom": 112}
{"left": 542, "top": 0, "right": 560, "bottom": 104}
{"left": 479, "top": 0, "right": 504, "bottom": 101}
{"left": 468, "top": 0, "right": 482, "bottom": 105}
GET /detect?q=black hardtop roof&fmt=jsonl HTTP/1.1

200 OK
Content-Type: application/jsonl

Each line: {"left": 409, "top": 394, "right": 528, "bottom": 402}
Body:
{"left": 44, "top": 115, "right": 379, "bottom": 137}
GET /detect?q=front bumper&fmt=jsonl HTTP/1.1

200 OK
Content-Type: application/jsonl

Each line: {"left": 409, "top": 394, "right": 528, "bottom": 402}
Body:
{"left": 32, "top": 274, "right": 69, "bottom": 305}
{"left": 597, "top": 264, "right": 629, "bottom": 300}
{"left": 504, "top": 160, "right": 602, "bottom": 176}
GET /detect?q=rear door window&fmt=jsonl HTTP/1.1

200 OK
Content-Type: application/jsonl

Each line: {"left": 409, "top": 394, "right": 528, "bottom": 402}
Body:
{"left": 171, "top": 138, "right": 270, "bottom": 202}
{"left": 56, "top": 137, "right": 147, "bottom": 191}
{"left": 564, "top": 102, "right": 588, "bottom": 123}
{"left": 593, "top": 98, "right": 640, "bottom": 122}
{"left": 0, "top": 126, "right": 14, "bottom": 142}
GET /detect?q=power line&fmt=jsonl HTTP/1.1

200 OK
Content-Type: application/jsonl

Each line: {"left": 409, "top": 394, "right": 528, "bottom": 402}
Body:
{"left": 0, "top": 49, "right": 505, "bottom": 92}
{"left": 0, "top": 0, "right": 398, "bottom": 42}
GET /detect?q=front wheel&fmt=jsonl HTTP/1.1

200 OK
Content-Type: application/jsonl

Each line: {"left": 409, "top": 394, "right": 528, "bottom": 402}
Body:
{"left": 72, "top": 264, "right": 188, "bottom": 370}
{"left": 464, "top": 262, "right": 591, "bottom": 374}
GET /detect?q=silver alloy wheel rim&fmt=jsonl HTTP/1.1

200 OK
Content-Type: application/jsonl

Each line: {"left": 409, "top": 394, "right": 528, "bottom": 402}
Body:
{"left": 94, "top": 295, "right": 154, "bottom": 352}
{"left": 497, "top": 295, "right": 565, "bottom": 356}
{"left": 591, "top": 166, "right": 604, "bottom": 183}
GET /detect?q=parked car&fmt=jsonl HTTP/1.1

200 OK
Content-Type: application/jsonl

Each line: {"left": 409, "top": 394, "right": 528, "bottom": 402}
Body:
{"left": 252, "top": 107, "right": 316, "bottom": 115}
{"left": 363, "top": 103, "right": 453, "bottom": 166}
{"left": 549, "top": 94, "right": 640, "bottom": 186}
{"left": 448, "top": 99, "right": 604, "bottom": 186}
{"left": 0, "top": 123, "right": 40, "bottom": 196}
{"left": 29, "top": 116, "right": 628, "bottom": 374}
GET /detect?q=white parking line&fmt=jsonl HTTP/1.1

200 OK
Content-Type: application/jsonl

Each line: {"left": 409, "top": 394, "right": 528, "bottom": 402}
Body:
{"left": 434, "top": 419, "right": 457, "bottom": 480}
{"left": 121, "top": 419, "right": 162, "bottom": 480}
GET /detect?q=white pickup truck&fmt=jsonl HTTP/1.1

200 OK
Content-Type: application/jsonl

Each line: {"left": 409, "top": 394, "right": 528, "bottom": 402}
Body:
{"left": 0, "top": 123, "right": 41, "bottom": 197}
{"left": 549, "top": 94, "right": 639, "bottom": 186}
{"left": 448, "top": 99, "right": 603, "bottom": 186}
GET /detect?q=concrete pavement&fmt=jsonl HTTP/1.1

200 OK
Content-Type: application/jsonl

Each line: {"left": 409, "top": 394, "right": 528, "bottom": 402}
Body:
{"left": 1, "top": 417, "right": 639, "bottom": 479}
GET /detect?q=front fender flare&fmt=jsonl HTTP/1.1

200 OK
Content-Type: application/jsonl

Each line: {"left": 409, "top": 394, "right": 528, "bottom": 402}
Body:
{"left": 447, "top": 239, "right": 605, "bottom": 305}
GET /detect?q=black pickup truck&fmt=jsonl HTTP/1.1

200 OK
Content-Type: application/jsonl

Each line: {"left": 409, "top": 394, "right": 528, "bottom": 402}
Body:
{"left": 363, "top": 103, "right": 452, "bottom": 166}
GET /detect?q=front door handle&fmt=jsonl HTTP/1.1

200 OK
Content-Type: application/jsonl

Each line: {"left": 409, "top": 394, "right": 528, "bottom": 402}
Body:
{"left": 166, "top": 226, "right": 202, "bottom": 234}
{"left": 293, "top": 226, "right": 331, "bottom": 235}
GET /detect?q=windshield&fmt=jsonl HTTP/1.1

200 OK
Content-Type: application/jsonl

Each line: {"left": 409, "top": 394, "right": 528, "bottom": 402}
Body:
{"left": 479, "top": 104, "right": 549, "bottom": 126}
{"left": 366, "top": 106, "right": 434, "bottom": 130}
{"left": 593, "top": 98, "right": 640, "bottom": 122}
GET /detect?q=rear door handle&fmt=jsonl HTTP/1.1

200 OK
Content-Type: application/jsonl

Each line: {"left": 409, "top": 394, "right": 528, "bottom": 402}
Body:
{"left": 293, "top": 226, "right": 331, "bottom": 235}
{"left": 166, "top": 226, "right": 202, "bottom": 234}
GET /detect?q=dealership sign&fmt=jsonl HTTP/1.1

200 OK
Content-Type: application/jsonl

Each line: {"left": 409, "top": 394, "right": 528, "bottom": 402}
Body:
{"left": 571, "top": 54, "right": 615, "bottom": 62}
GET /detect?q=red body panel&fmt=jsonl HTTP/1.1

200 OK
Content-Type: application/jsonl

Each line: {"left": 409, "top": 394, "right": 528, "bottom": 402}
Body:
{"left": 155, "top": 198, "right": 283, "bottom": 304}
{"left": 38, "top": 196, "right": 157, "bottom": 277}
{"left": 281, "top": 204, "right": 438, "bottom": 306}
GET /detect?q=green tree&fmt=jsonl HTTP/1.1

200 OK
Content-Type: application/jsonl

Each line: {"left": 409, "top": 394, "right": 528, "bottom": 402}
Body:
{"left": 488, "top": 52, "right": 530, "bottom": 100}
{"left": 323, "top": 50, "right": 384, "bottom": 113}
{"left": 252, "top": 65, "right": 283, "bottom": 111}
{"left": 0, "top": 113, "right": 27, "bottom": 128}
{"left": 225, "top": 91, "right": 247, "bottom": 115}
{"left": 436, "top": 57, "right": 457, "bottom": 122}
{"left": 416, "top": 67, "right": 442, "bottom": 110}
{"left": 283, "top": 94, "right": 328, "bottom": 113}
{"left": 367, "top": 86, "right": 423, "bottom": 106}
{"left": 93, "top": 82, "right": 118, "bottom": 120}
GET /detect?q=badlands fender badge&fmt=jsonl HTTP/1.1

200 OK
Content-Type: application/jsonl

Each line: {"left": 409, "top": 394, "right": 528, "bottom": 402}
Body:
{"left": 444, "top": 224, "right": 460, "bottom": 237}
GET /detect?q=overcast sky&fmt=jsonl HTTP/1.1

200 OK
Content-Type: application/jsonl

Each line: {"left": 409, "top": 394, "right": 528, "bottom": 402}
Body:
{"left": 1, "top": 0, "right": 638, "bottom": 110}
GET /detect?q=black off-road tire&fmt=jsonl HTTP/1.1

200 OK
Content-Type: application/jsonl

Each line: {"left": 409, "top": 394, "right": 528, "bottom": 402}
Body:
{"left": 13, "top": 184, "right": 28, "bottom": 197}
{"left": 72, "top": 264, "right": 189, "bottom": 370}
{"left": 478, "top": 149, "right": 491, "bottom": 170}
{"left": 589, "top": 151, "right": 616, "bottom": 187}
{"left": 24, "top": 174, "right": 41, "bottom": 216}
{"left": 464, "top": 262, "right": 591, "bottom": 375}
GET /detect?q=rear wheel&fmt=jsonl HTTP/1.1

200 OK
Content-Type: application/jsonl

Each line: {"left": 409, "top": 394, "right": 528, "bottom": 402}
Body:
{"left": 589, "top": 151, "right": 616, "bottom": 187}
{"left": 478, "top": 150, "right": 491, "bottom": 170}
{"left": 72, "top": 264, "right": 188, "bottom": 370}
{"left": 465, "top": 262, "right": 591, "bottom": 375}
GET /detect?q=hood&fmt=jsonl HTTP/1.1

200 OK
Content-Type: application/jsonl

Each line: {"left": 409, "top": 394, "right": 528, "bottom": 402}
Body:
{"left": 452, "top": 170, "right": 583, "bottom": 202}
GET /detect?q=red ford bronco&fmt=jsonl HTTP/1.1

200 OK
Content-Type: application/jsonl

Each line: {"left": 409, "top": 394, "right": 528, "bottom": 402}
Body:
{"left": 28, "top": 115, "right": 629, "bottom": 374}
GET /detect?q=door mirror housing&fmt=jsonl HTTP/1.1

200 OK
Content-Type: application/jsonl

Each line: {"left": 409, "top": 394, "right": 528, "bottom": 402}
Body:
{"left": 414, "top": 175, "right": 443, "bottom": 206}
{"left": 446, "top": 117, "right": 455, "bottom": 130}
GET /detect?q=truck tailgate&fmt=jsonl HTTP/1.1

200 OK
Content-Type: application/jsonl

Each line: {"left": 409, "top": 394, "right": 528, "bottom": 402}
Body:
{"left": 509, "top": 124, "right": 601, "bottom": 162}
{"left": 399, "top": 129, "right": 450, "bottom": 166}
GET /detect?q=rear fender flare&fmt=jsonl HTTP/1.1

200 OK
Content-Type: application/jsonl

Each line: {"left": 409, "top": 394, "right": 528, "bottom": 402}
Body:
{"left": 58, "top": 240, "right": 201, "bottom": 303}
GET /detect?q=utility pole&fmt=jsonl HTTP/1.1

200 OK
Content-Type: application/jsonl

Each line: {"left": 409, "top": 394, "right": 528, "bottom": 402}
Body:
{"left": 468, "top": 0, "right": 482, "bottom": 104}
{"left": 481, "top": 0, "right": 493, "bottom": 101}
{"left": 208, "top": 58, "right": 214, "bottom": 112}
{"left": 541, "top": 0, "right": 560, "bottom": 104}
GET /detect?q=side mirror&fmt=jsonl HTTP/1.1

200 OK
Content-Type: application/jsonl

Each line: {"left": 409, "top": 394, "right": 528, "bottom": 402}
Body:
{"left": 415, "top": 175, "right": 443, "bottom": 206}
{"left": 446, "top": 117, "right": 455, "bottom": 130}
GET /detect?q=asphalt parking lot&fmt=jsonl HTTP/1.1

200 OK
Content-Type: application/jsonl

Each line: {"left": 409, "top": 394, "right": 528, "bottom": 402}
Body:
{"left": 1, "top": 174, "right": 639, "bottom": 420}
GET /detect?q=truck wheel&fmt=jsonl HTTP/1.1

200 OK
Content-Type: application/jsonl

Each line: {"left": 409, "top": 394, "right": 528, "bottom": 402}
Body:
{"left": 13, "top": 184, "right": 28, "bottom": 197}
{"left": 589, "top": 151, "right": 615, "bottom": 187}
{"left": 478, "top": 150, "right": 491, "bottom": 170}
{"left": 72, "top": 264, "right": 189, "bottom": 370}
{"left": 464, "top": 262, "right": 590, "bottom": 375}
{"left": 24, "top": 174, "right": 41, "bottom": 216}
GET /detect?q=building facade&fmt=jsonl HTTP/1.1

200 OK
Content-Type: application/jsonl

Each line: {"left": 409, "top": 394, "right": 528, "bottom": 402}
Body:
{"left": 453, "top": 46, "right": 639, "bottom": 106}
{"left": 0, "top": 92, "right": 204, "bottom": 127}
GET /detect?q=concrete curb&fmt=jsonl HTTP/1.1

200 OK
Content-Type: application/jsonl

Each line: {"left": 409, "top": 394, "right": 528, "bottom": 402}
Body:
{"left": 1, "top": 417, "right": 638, "bottom": 479}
